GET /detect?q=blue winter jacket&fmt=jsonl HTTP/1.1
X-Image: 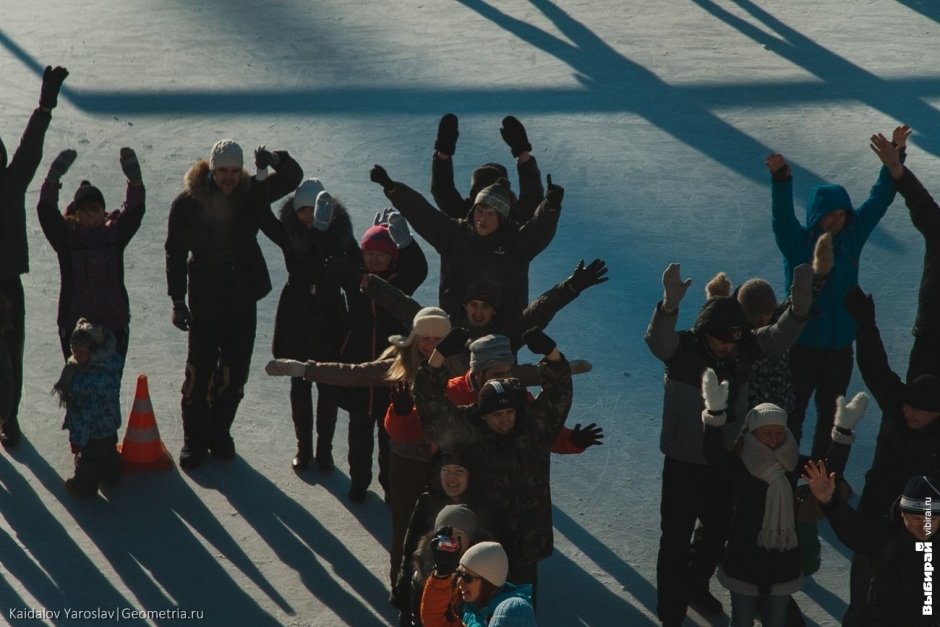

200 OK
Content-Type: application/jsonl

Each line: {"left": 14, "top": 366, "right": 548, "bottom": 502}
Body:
{"left": 462, "top": 582, "right": 536, "bottom": 627}
{"left": 771, "top": 166, "right": 896, "bottom": 349}
{"left": 64, "top": 337, "right": 123, "bottom": 448}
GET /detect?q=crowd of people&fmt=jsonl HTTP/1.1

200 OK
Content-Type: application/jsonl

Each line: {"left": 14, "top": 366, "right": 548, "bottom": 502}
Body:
{"left": 1, "top": 66, "right": 938, "bottom": 626}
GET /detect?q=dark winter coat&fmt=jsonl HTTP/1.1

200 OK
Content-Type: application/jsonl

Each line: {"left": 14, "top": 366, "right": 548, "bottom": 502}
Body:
{"left": 164, "top": 152, "right": 302, "bottom": 313}
{"left": 37, "top": 180, "right": 145, "bottom": 334}
{"left": 0, "top": 108, "right": 52, "bottom": 281}
{"left": 384, "top": 181, "right": 559, "bottom": 322}
{"left": 645, "top": 301, "right": 806, "bottom": 464}
{"left": 771, "top": 166, "right": 896, "bottom": 349}
{"left": 430, "top": 155, "right": 544, "bottom": 224}
{"left": 270, "top": 198, "right": 359, "bottom": 361}
{"left": 822, "top": 494, "right": 940, "bottom": 626}
{"left": 854, "top": 318, "right": 940, "bottom": 518}
{"left": 336, "top": 241, "right": 427, "bottom": 415}
{"left": 895, "top": 167, "right": 940, "bottom": 338}
{"left": 415, "top": 356, "right": 572, "bottom": 566}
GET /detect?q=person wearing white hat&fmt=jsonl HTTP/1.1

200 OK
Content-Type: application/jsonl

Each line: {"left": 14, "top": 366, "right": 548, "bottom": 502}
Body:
{"left": 166, "top": 140, "right": 302, "bottom": 469}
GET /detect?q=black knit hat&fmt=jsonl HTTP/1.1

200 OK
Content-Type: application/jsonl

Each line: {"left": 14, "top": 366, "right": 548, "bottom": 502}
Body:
{"left": 898, "top": 475, "right": 940, "bottom": 514}
{"left": 73, "top": 180, "right": 106, "bottom": 210}
{"left": 694, "top": 297, "right": 751, "bottom": 343}
{"left": 904, "top": 375, "right": 940, "bottom": 412}
{"left": 463, "top": 278, "right": 502, "bottom": 311}
{"left": 477, "top": 378, "right": 525, "bottom": 416}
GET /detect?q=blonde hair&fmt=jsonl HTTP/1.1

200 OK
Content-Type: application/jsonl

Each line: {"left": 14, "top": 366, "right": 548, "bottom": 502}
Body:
{"left": 382, "top": 341, "right": 423, "bottom": 385}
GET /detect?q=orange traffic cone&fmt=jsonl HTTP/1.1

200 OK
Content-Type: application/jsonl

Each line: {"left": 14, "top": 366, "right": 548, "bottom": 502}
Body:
{"left": 118, "top": 374, "right": 173, "bottom": 471}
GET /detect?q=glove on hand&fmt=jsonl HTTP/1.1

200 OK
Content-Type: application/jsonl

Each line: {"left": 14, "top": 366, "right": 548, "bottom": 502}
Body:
{"left": 313, "top": 191, "right": 334, "bottom": 232}
{"left": 119, "top": 147, "right": 142, "bottom": 184}
{"left": 834, "top": 391, "right": 869, "bottom": 432}
{"left": 435, "top": 328, "right": 471, "bottom": 359}
{"left": 812, "top": 233, "right": 833, "bottom": 277}
{"left": 47, "top": 149, "right": 77, "bottom": 181}
{"left": 435, "top": 113, "right": 459, "bottom": 156}
{"left": 545, "top": 174, "right": 564, "bottom": 210}
{"left": 323, "top": 256, "right": 364, "bottom": 288}
{"left": 265, "top": 359, "right": 307, "bottom": 378}
{"left": 701, "top": 368, "right": 729, "bottom": 426}
{"left": 661, "top": 263, "right": 692, "bottom": 312}
{"left": 370, "top": 164, "right": 395, "bottom": 190}
{"left": 500, "top": 115, "right": 532, "bottom": 157}
{"left": 570, "top": 423, "right": 604, "bottom": 449}
{"left": 40, "top": 66, "right": 69, "bottom": 109}
{"left": 430, "top": 527, "right": 461, "bottom": 577}
{"left": 254, "top": 146, "right": 280, "bottom": 169}
{"left": 790, "top": 263, "right": 814, "bottom": 318}
{"left": 522, "top": 327, "right": 557, "bottom": 356}
{"left": 567, "top": 258, "right": 608, "bottom": 294}
{"left": 390, "top": 380, "right": 415, "bottom": 416}
{"left": 373, "top": 207, "right": 393, "bottom": 226}
{"left": 844, "top": 285, "right": 875, "bottom": 329}
{"left": 386, "top": 211, "right": 413, "bottom": 247}
{"left": 171, "top": 300, "right": 191, "bottom": 332}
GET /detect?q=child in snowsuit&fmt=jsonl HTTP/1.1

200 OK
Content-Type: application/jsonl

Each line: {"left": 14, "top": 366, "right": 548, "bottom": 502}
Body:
{"left": 53, "top": 319, "right": 123, "bottom": 497}
{"left": 37, "top": 147, "right": 145, "bottom": 360}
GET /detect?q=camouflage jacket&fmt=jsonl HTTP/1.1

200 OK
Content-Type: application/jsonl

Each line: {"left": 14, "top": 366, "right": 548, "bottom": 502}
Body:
{"left": 414, "top": 355, "right": 572, "bottom": 565}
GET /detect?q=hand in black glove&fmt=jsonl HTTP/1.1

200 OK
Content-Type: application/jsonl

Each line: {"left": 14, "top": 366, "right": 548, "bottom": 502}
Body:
{"left": 522, "top": 327, "right": 557, "bottom": 356}
{"left": 254, "top": 145, "right": 280, "bottom": 169}
{"left": 40, "top": 66, "right": 69, "bottom": 109}
{"left": 435, "top": 328, "right": 471, "bottom": 359}
{"left": 500, "top": 115, "right": 532, "bottom": 158}
{"left": 545, "top": 174, "right": 564, "bottom": 210}
{"left": 47, "top": 149, "right": 77, "bottom": 181}
{"left": 845, "top": 285, "right": 876, "bottom": 328}
{"left": 119, "top": 147, "right": 142, "bottom": 184}
{"left": 172, "top": 301, "right": 191, "bottom": 332}
{"left": 323, "top": 255, "right": 364, "bottom": 288}
{"left": 370, "top": 164, "right": 396, "bottom": 190}
{"left": 390, "top": 380, "right": 415, "bottom": 416}
{"left": 435, "top": 113, "right": 459, "bottom": 156}
{"left": 567, "top": 258, "right": 608, "bottom": 294}
{"left": 570, "top": 423, "right": 604, "bottom": 449}
{"left": 430, "top": 526, "right": 461, "bottom": 577}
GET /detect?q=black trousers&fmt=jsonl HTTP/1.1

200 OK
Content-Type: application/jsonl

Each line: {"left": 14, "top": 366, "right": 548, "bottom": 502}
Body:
{"left": 0, "top": 278, "right": 24, "bottom": 430}
{"left": 656, "top": 456, "right": 733, "bottom": 625}
{"left": 72, "top": 434, "right": 120, "bottom": 494}
{"left": 347, "top": 403, "right": 390, "bottom": 494}
{"left": 180, "top": 304, "right": 256, "bottom": 450}
{"left": 289, "top": 378, "right": 338, "bottom": 454}
{"left": 788, "top": 343, "right": 854, "bottom": 459}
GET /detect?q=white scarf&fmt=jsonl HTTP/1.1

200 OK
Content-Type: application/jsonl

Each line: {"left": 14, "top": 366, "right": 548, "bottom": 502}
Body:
{"left": 739, "top": 431, "right": 799, "bottom": 551}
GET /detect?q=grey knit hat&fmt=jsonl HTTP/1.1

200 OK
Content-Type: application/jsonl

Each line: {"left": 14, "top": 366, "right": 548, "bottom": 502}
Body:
{"left": 460, "top": 541, "right": 508, "bottom": 587}
{"left": 736, "top": 279, "right": 777, "bottom": 326}
{"left": 293, "top": 178, "right": 325, "bottom": 209}
{"left": 209, "top": 138, "right": 243, "bottom": 170}
{"left": 473, "top": 179, "right": 511, "bottom": 220}
{"left": 434, "top": 504, "right": 477, "bottom": 539}
{"left": 468, "top": 334, "right": 514, "bottom": 372}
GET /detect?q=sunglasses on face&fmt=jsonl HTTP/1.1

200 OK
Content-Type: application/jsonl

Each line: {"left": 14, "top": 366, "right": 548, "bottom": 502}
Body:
{"left": 456, "top": 570, "right": 479, "bottom": 584}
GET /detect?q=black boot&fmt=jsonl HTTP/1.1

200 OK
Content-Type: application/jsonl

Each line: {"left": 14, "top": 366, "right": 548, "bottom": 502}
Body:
{"left": 291, "top": 378, "right": 314, "bottom": 470}
{"left": 314, "top": 383, "right": 337, "bottom": 472}
{"left": 0, "top": 417, "right": 22, "bottom": 448}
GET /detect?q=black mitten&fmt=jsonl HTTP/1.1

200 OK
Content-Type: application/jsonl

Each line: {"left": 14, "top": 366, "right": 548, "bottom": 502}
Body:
{"left": 500, "top": 115, "right": 532, "bottom": 157}
{"left": 40, "top": 66, "right": 69, "bottom": 109}
{"left": 435, "top": 113, "right": 459, "bottom": 156}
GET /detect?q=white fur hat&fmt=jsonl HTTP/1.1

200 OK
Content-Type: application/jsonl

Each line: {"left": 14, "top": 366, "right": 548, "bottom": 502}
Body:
{"left": 390, "top": 307, "right": 451, "bottom": 348}
{"left": 459, "top": 541, "right": 508, "bottom": 587}
{"left": 293, "top": 178, "right": 326, "bottom": 209}
{"left": 209, "top": 139, "right": 244, "bottom": 170}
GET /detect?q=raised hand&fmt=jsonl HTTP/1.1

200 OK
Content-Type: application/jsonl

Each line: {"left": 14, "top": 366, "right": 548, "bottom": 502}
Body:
{"left": 47, "top": 149, "right": 77, "bottom": 181}
{"left": 435, "top": 113, "right": 459, "bottom": 157}
{"left": 661, "top": 263, "right": 692, "bottom": 313}
{"left": 801, "top": 460, "right": 835, "bottom": 505}
{"left": 570, "top": 423, "right": 604, "bottom": 448}
{"left": 500, "top": 115, "right": 532, "bottom": 157}
{"left": 701, "top": 368, "right": 729, "bottom": 412}
{"left": 567, "top": 258, "right": 609, "bottom": 294}
{"left": 844, "top": 285, "right": 875, "bottom": 328}
{"left": 369, "top": 164, "right": 395, "bottom": 190}
{"left": 387, "top": 210, "right": 413, "bottom": 247}
{"left": 40, "top": 66, "right": 69, "bottom": 109}
{"left": 390, "top": 380, "right": 415, "bottom": 416}
{"left": 254, "top": 145, "right": 280, "bottom": 169}
{"left": 545, "top": 174, "right": 564, "bottom": 210}
{"left": 789, "top": 263, "right": 814, "bottom": 318}
{"left": 522, "top": 328, "right": 557, "bottom": 356}
{"left": 892, "top": 124, "right": 912, "bottom": 149}
{"left": 765, "top": 153, "right": 791, "bottom": 181}
{"left": 313, "top": 191, "right": 334, "bottom": 232}
{"left": 869, "top": 133, "right": 903, "bottom": 180}
{"left": 430, "top": 527, "right": 461, "bottom": 577}
{"left": 119, "top": 147, "right": 142, "bottom": 184}
{"left": 834, "top": 391, "right": 869, "bottom": 432}
{"left": 812, "top": 233, "right": 833, "bottom": 277}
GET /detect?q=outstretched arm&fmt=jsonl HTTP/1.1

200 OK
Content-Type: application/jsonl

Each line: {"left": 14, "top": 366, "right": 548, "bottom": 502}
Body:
{"left": 767, "top": 153, "right": 806, "bottom": 259}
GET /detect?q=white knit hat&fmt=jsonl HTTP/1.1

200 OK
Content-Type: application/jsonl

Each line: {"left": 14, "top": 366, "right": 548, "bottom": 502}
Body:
{"left": 209, "top": 139, "right": 244, "bottom": 170}
{"left": 459, "top": 541, "right": 508, "bottom": 587}
{"left": 743, "top": 402, "right": 788, "bottom": 433}
{"left": 293, "top": 178, "right": 325, "bottom": 209}
{"left": 390, "top": 307, "right": 451, "bottom": 348}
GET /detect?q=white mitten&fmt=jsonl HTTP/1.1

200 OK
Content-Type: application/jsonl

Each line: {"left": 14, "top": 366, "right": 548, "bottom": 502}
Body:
{"left": 313, "top": 191, "right": 334, "bottom": 232}
{"left": 834, "top": 391, "right": 869, "bottom": 431}
{"left": 701, "top": 368, "right": 729, "bottom": 426}
{"left": 265, "top": 359, "right": 306, "bottom": 378}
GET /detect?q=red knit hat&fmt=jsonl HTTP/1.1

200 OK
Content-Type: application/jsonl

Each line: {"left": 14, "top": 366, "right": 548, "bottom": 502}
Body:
{"left": 360, "top": 224, "right": 399, "bottom": 260}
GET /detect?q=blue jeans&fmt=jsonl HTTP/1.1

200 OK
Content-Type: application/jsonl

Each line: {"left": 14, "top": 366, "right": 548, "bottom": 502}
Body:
{"left": 730, "top": 592, "right": 789, "bottom": 627}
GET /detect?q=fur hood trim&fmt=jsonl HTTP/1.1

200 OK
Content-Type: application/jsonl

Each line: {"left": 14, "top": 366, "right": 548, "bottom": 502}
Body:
{"left": 183, "top": 159, "right": 251, "bottom": 203}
